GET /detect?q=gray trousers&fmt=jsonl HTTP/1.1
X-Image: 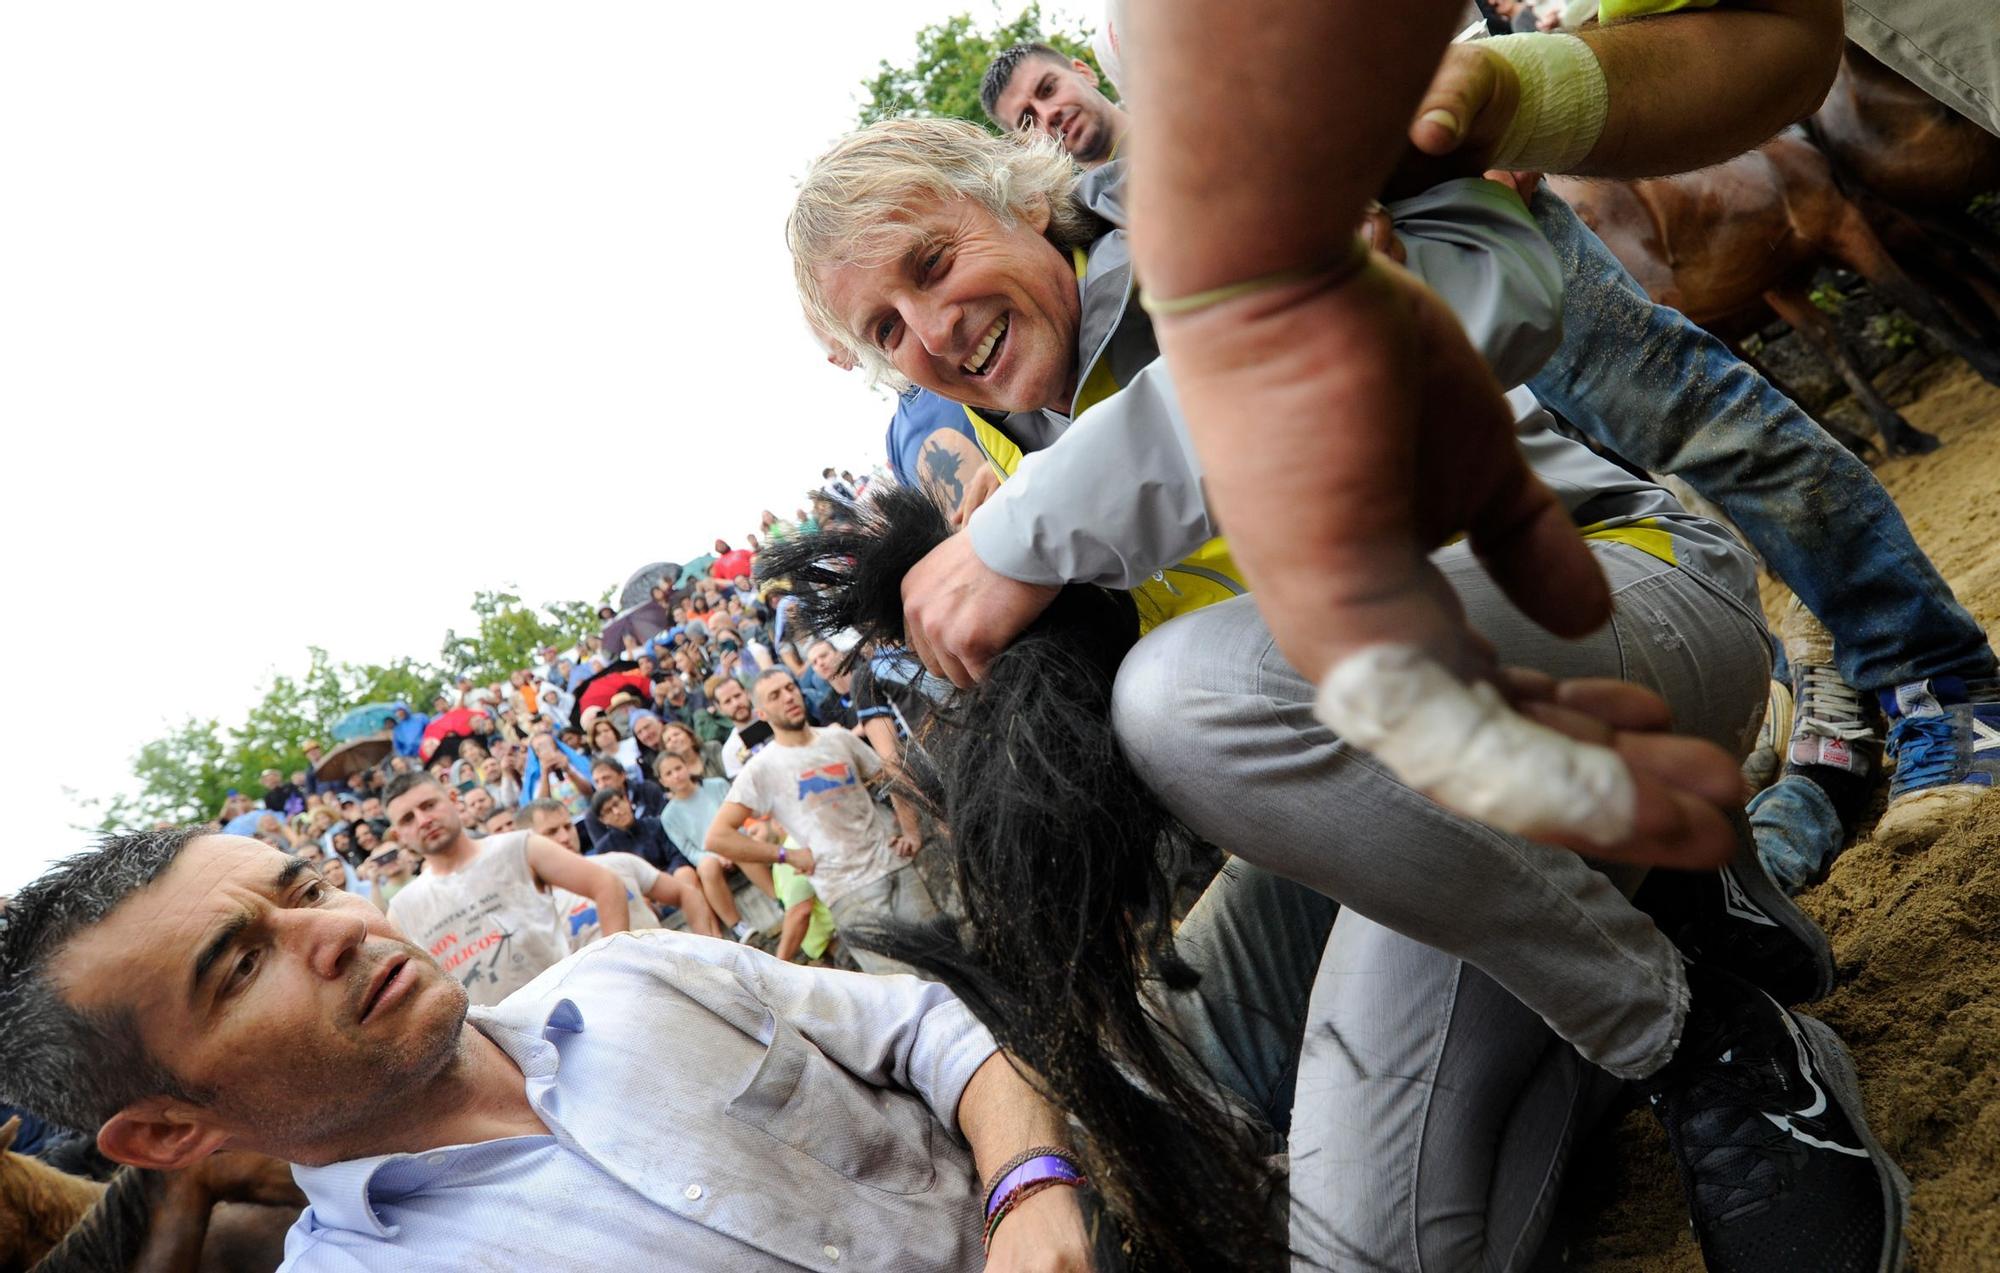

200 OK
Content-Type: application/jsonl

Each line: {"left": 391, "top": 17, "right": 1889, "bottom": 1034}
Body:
{"left": 1111, "top": 543, "right": 1771, "bottom": 1271}
{"left": 826, "top": 862, "right": 948, "bottom": 978}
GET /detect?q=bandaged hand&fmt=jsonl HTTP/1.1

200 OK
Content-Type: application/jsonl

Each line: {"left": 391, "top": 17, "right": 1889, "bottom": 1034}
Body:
{"left": 1152, "top": 254, "right": 1738, "bottom": 868}
{"left": 1408, "top": 35, "right": 1607, "bottom": 174}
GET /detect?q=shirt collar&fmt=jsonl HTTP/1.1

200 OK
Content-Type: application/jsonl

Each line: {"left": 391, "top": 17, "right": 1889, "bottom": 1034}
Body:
{"left": 292, "top": 997, "right": 586, "bottom": 1239}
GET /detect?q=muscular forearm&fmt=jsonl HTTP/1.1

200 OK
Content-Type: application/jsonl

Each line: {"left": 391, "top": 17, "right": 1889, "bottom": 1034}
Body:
{"left": 708, "top": 823, "right": 785, "bottom": 865}
{"left": 955, "top": 1051, "right": 1072, "bottom": 1180}
{"left": 1576, "top": 0, "right": 1841, "bottom": 176}
{"left": 592, "top": 878, "right": 631, "bottom": 935}
{"left": 1126, "top": 0, "right": 1467, "bottom": 298}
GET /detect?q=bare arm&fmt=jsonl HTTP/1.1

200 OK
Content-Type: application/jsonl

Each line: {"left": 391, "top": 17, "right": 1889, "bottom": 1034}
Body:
{"left": 525, "top": 833, "right": 630, "bottom": 936}
{"left": 957, "top": 1053, "right": 1093, "bottom": 1271}
{"left": 704, "top": 800, "right": 803, "bottom": 869}
{"left": 1410, "top": 0, "right": 1844, "bottom": 178}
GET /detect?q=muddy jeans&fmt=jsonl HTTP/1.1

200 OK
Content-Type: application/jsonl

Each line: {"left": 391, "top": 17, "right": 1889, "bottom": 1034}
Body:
{"left": 1527, "top": 187, "right": 1996, "bottom": 695}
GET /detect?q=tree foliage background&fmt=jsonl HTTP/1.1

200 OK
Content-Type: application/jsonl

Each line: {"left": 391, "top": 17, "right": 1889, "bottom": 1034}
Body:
{"left": 85, "top": 586, "right": 609, "bottom": 831}
{"left": 857, "top": 3, "right": 1110, "bottom": 129}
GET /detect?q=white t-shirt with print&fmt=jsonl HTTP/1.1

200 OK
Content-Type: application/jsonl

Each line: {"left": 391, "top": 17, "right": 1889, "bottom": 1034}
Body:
{"left": 725, "top": 727, "right": 899, "bottom": 908}
{"left": 386, "top": 831, "right": 570, "bottom": 1007}
{"left": 551, "top": 851, "right": 663, "bottom": 949}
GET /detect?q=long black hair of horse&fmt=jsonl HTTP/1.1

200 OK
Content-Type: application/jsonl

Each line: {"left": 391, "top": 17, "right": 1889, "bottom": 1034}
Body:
{"left": 758, "top": 485, "right": 1284, "bottom": 1272}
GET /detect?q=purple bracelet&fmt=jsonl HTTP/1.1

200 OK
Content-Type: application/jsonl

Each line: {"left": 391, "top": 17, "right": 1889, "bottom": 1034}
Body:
{"left": 984, "top": 1154, "right": 1085, "bottom": 1220}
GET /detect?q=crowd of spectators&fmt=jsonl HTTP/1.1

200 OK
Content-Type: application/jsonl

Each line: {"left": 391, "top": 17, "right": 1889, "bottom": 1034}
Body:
{"left": 187, "top": 465, "right": 934, "bottom": 985}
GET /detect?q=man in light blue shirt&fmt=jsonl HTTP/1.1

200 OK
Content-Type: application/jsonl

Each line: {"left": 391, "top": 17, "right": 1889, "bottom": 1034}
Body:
{"left": 0, "top": 828, "right": 1333, "bottom": 1271}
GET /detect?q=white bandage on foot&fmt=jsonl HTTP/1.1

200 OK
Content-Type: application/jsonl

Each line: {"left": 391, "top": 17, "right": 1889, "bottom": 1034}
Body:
{"left": 1482, "top": 33, "right": 1610, "bottom": 173}
{"left": 1313, "top": 644, "right": 1637, "bottom": 846}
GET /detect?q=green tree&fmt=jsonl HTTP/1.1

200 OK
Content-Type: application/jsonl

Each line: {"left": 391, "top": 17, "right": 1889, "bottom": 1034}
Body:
{"left": 84, "top": 587, "right": 606, "bottom": 834}
{"left": 858, "top": 3, "right": 1109, "bottom": 129}
{"left": 438, "top": 587, "right": 611, "bottom": 685}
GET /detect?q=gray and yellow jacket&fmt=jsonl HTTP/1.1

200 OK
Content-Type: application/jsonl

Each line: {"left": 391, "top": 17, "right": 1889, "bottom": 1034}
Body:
{"left": 960, "top": 162, "right": 1760, "bottom": 622}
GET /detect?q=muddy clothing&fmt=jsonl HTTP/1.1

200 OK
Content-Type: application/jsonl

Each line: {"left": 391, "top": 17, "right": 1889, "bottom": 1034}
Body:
{"left": 386, "top": 832, "right": 571, "bottom": 1007}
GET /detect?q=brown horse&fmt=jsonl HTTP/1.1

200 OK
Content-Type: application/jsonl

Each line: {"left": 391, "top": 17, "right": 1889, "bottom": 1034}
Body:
{"left": 0, "top": 1116, "right": 102, "bottom": 1270}
{"left": 0, "top": 1116, "right": 300, "bottom": 1273}
{"left": 1807, "top": 43, "right": 2000, "bottom": 332}
{"left": 1550, "top": 131, "right": 2000, "bottom": 455}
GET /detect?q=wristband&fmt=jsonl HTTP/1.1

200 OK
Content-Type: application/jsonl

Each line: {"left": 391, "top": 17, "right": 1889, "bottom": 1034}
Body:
{"left": 981, "top": 1152, "right": 1088, "bottom": 1253}
{"left": 776, "top": 846, "right": 787, "bottom": 865}
{"left": 1479, "top": 33, "right": 1609, "bottom": 173}
{"left": 1138, "top": 237, "right": 1369, "bottom": 319}
{"left": 983, "top": 1148, "right": 1084, "bottom": 1218}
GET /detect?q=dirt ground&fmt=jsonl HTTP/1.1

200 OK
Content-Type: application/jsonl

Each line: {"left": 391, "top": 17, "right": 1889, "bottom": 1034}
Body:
{"left": 1558, "top": 360, "right": 2000, "bottom": 1271}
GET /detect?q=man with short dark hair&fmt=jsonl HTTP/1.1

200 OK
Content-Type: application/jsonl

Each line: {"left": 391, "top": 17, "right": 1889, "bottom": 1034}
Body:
{"left": 383, "top": 773, "right": 629, "bottom": 1005}
{"left": 706, "top": 670, "right": 938, "bottom": 977}
{"left": 522, "top": 798, "right": 695, "bottom": 944}
{"left": 804, "top": 639, "right": 857, "bottom": 729}
{"left": 711, "top": 676, "right": 761, "bottom": 778}
{"left": 0, "top": 828, "right": 1105, "bottom": 1270}
{"left": 980, "top": 40, "right": 1127, "bottom": 165}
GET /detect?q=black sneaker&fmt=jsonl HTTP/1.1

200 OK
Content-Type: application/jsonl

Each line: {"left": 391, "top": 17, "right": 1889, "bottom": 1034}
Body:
{"left": 1634, "top": 808, "right": 1835, "bottom": 1006}
{"left": 1643, "top": 966, "right": 1910, "bottom": 1273}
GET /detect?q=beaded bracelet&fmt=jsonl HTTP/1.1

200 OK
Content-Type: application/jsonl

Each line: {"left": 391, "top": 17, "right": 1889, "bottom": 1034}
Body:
{"left": 982, "top": 1171, "right": 1089, "bottom": 1252}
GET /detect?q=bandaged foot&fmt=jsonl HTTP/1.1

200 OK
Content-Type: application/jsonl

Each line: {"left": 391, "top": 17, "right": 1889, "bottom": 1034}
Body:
{"left": 1314, "top": 644, "right": 1636, "bottom": 846}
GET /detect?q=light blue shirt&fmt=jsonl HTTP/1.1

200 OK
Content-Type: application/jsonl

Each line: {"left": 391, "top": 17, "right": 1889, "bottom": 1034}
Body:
{"left": 283, "top": 931, "right": 996, "bottom": 1271}
{"left": 659, "top": 777, "right": 731, "bottom": 864}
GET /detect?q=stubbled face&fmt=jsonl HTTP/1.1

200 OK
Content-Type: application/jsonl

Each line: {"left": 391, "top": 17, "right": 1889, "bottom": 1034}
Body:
{"left": 755, "top": 677, "right": 810, "bottom": 730}
{"left": 461, "top": 788, "right": 493, "bottom": 825}
{"left": 990, "top": 55, "right": 1123, "bottom": 165}
{"left": 714, "top": 680, "right": 752, "bottom": 724}
{"left": 808, "top": 642, "right": 841, "bottom": 681}
{"left": 387, "top": 782, "right": 463, "bottom": 857}
{"left": 55, "top": 836, "right": 468, "bottom": 1164}
{"left": 818, "top": 195, "right": 1081, "bottom": 414}
{"left": 532, "top": 810, "right": 579, "bottom": 852}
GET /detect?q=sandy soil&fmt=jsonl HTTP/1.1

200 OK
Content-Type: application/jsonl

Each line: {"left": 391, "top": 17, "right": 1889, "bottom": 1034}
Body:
{"left": 1559, "top": 360, "right": 2000, "bottom": 1271}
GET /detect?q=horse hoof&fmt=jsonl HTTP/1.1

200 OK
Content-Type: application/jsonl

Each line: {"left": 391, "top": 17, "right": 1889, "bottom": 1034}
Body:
{"left": 1888, "top": 428, "right": 1943, "bottom": 456}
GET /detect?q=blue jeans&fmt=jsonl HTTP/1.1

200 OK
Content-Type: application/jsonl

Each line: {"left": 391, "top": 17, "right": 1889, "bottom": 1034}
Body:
{"left": 1526, "top": 188, "right": 1994, "bottom": 696}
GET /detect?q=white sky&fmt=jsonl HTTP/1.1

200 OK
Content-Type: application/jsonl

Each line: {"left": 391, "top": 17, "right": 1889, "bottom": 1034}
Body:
{"left": 0, "top": 2, "right": 1093, "bottom": 892}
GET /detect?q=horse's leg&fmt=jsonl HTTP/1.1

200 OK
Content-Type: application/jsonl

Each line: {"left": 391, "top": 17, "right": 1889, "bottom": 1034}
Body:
{"left": 1764, "top": 284, "right": 1942, "bottom": 456}
{"left": 1822, "top": 200, "right": 2000, "bottom": 384}
{"left": 1870, "top": 203, "right": 2000, "bottom": 337}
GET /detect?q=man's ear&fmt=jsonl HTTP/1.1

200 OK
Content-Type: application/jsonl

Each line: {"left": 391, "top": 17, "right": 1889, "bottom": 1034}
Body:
{"left": 1071, "top": 58, "right": 1100, "bottom": 88}
{"left": 98, "top": 1099, "right": 231, "bottom": 1173}
{"left": 1024, "top": 192, "right": 1053, "bottom": 234}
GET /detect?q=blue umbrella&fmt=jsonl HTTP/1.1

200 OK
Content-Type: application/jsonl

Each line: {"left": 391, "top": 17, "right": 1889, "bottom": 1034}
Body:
{"left": 224, "top": 809, "right": 283, "bottom": 837}
{"left": 330, "top": 701, "right": 402, "bottom": 742}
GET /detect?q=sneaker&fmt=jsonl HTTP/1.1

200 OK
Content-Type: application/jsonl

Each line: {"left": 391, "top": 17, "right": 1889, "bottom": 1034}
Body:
{"left": 1874, "top": 676, "right": 2000, "bottom": 848}
{"left": 1741, "top": 675, "right": 1794, "bottom": 798}
{"left": 1643, "top": 966, "right": 1910, "bottom": 1273}
{"left": 1777, "top": 601, "right": 1881, "bottom": 835}
{"left": 1634, "top": 807, "right": 1834, "bottom": 1006}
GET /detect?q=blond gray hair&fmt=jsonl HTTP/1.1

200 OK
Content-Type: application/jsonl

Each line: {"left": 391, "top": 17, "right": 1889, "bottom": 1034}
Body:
{"left": 788, "top": 117, "right": 1097, "bottom": 385}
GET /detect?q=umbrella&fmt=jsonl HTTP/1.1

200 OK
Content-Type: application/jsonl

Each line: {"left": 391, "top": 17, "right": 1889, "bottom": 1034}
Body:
{"left": 600, "top": 600, "right": 670, "bottom": 661}
{"left": 224, "top": 809, "right": 284, "bottom": 837}
{"left": 420, "top": 707, "right": 490, "bottom": 762}
{"left": 618, "top": 561, "right": 683, "bottom": 611}
{"left": 313, "top": 736, "right": 392, "bottom": 783}
{"left": 570, "top": 661, "right": 650, "bottom": 728}
{"left": 329, "top": 701, "right": 402, "bottom": 743}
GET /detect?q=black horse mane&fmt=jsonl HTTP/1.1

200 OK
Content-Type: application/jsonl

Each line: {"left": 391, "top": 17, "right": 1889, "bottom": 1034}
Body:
{"left": 757, "top": 485, "right": 1285, "bottom": 1272}
{"left": 31, "top": 1165, "right": 152, "bottom": 1272}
